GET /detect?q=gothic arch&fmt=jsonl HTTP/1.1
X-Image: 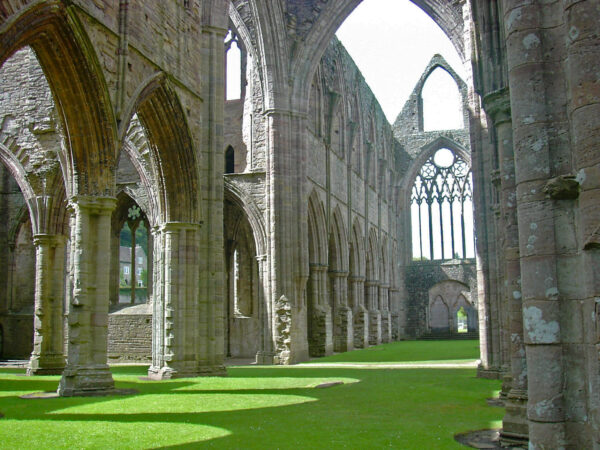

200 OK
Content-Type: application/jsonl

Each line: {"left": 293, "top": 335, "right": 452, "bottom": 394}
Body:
{"left": 118, "top": 73, "right": 199, "bottom": 224}
{"left": 224, "top": 180, "right": 267, "bottom": 257}
{"left": 0, "top": 2, "right": 117, "bottom": 196}
{"left": 307, "top": 190, "right": 328, "bottom": 266}
{"left": 329, "top": 207, "right": 349, "bottom": 273}
{"left": 289, "top": 0, "right": 468, "bottom": 115}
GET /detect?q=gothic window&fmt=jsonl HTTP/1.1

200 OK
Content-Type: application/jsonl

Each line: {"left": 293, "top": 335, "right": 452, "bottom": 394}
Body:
{"left": 411, "top": 148, "right": 474, "bottom": 260}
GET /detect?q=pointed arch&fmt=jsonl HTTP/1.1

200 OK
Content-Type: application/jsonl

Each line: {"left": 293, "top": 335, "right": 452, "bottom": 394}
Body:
{"left": 307, "top": 190, "right": 328, "bottom": 265}
{"left": 349, "top": 218, "right": 365, "bottom": 279}
{"left": 118, "top": 73, "right": 200, "bottom": 223}
{"left": 329, "top": 206, "right": 349, "bottom": 272}
{"left": 0, "top": 2, "right": 117, "bottom": 195}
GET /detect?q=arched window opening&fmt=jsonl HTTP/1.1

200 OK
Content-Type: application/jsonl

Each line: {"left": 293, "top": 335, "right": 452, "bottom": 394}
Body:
{"left": 225, "top": 30, "right": 242, "bottom": 101}
{"left": 119, "top": 205, "right": 149, "bottom": 304}
{"left": 411, "top": 148, "right": 474, "bottom": 260}
{"left": 421, "top": 68, "right": 462, "bottom": 131}
{"left": 225, "top": 145, "right": 235, "bottom": 174}
{"left": 456, "top": 306, "right": 467, "bottom": 333}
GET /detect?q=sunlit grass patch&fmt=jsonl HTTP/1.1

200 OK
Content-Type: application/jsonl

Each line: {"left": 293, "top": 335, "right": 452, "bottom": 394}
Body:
{"left": 0, "top": 341, "right": 501, "bottom": 449}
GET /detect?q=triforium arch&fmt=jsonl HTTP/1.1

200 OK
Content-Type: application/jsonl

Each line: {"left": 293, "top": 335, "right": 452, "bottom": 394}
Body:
{"left": 348, "top": 218, "right": 368, "bottom": 348}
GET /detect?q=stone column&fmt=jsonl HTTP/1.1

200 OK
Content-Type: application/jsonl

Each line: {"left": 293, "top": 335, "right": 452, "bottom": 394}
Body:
{"left": 307, "top": 264, "right": 332, "bottom": 356}
{"left": 349, "top": 276, "right": 368, "bottom": 348}
{"left": 379, "top": 284, "right": 391, "bottom": 343}
{"left": 503, "top": 1, "right": 568, "bottom": 445}
{"left": 484, "top": 88, "right": 528, "bottom": 445}
{"left": 388, "top": 287, "right": 400, "bottom": 341}
{"left": 27, "top": 234, "right": 66, "bottom": 375}
{"left": 255, "top": 254, "right": 275, "bottom": 364}
{"left": 330, "top": 270, "right": 352, "bottom": 353}
{"left": 366, "top": 279, "right": 381, "bottom": 345}
{"left": 58, "top": 196, "right": 116, "bottom": 396}
{"left": 149, "top": 222, "right": 224, "bottom": 379}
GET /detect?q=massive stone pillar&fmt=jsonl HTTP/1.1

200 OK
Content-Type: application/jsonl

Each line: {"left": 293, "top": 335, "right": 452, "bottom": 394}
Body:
{"left": 58, "top": 196, "right": 116, "bottom": 396}
{"left": 366, "top": 280, "right": 381, "bottom": 345}
{"left": 27, "top": 234, "right": 66, "bottom": 375}
{"left": 255, "top": 254, "right": 275, "bottom": 364}
{"left": 350, "top": 276, "right": 369, "bottom": 348}
{"left": 484, "top": 88, "right": 528, "bottom": 445}
{"left": 308, "top": 264, "right": 332, "bottom": 357}
{"left": 330, "top": 270, "right": 352, "bottom": 353}
{"left": 149, "top": 222, "right": 224, "bottom": 379}
{"left": 379, "top": 284, "right": 391, "bottom": 343}
{"left": 503, "top": 1, "right": 570, "bottom": 445}
{"left": 264, "top": 109, "right": 310, "bottom": 364}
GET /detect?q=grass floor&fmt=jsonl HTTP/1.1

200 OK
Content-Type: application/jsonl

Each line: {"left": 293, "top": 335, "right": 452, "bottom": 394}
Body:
{"left": 0, "top": 340, "right": 502, "bottom": 449}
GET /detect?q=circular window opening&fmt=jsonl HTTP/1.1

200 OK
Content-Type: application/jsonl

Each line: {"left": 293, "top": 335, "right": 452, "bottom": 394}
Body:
{"left": 433, "top": 148, "right": 454, "bottom": 168}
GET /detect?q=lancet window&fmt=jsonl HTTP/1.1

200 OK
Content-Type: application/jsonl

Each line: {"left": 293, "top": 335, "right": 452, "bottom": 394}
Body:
{"left": 411, "top": 148, "right": 474, "bottom": 260}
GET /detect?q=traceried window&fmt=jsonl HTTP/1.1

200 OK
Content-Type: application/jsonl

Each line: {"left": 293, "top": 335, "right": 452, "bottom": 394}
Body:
{"left": 411, "top": 148, "right": 474, "bottom": 260}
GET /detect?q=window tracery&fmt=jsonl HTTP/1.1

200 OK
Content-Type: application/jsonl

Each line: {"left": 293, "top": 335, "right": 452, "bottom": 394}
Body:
{"left": 411, "top": 148, "right": 474, "bottom": 260}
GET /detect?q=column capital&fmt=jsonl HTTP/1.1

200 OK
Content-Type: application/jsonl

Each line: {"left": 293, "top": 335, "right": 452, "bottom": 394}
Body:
{"left": 365, "top": 279, "right": 380, "bottom": 287}
{"left": 69, "top": 195, "right": 116, "bottom": 215}
{"left": 328, "top": 270, "right": 349, "bottom": 278}
{"left": 32, "top": 233, "right": 67, "bottom": 247}
{"left": 482, "top": 88, "right": 511, "bottom": 126}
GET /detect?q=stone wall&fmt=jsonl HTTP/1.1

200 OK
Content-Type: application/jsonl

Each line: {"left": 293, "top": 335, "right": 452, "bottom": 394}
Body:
{"left": 107, "top": 304, "right": 152, "bottom": 363}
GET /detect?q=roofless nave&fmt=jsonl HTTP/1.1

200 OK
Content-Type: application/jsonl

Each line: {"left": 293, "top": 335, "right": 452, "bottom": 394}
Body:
{"left": 0, "top": 1, "right": 599, "bottom": 448}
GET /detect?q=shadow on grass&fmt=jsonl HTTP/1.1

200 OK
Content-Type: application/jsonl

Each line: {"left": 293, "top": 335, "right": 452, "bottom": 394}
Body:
{"left": 0, "top": 365, "right": 502, "bottom": 449}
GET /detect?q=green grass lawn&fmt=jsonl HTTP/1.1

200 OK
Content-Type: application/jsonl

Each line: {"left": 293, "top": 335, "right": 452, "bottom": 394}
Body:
{"left": 302, "top": 339, "right": 481, "bottom": 364}
{"left": 0, "top": 341, "right": 502, "bottom": 449}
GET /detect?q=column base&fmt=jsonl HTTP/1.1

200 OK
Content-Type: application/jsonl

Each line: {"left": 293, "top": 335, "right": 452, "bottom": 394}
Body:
{"left": 255, "top": 351, "right": 276, "bottom": 365}
{"left": 353, "top": 308, "right": 369, "bottom": 348}
{"left": 333, "top": 307, "right": 353, "bottom": 353}
{"left": 308, "top": 306, "right": 333, "bottom": 357}
{"left": 368, "top": 310, "right": 382, "bottom": 346}
{"left": 27, "top": 354, "right": 65, "bottom": 375}
{"left": 500, "top": 389, "right": 529, "bottom": 447}
{"left": 148, "top": 364, "right": 227, "bottom": 380}
{"left": 57, "top": 365, "right": 115, "bottom": 396}
{"left": 476, "top": 364, "right": 503, "bottom": 379}
{"left": 380, "top": 311, "right": 391, "bottom": 343}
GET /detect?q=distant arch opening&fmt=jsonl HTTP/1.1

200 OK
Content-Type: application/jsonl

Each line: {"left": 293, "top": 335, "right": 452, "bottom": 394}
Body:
{"left": 421, "top": 68, "right": 463, "bottom": 131}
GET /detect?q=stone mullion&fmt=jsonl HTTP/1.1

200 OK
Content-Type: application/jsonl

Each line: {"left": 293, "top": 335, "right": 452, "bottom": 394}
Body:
{"left": 58, "top": 196, "right": 116, "bottom": 396}
{"left": 485, "top": 88, "right": 528, "bottom": 445}
{"left": 503, "top": 0, "right": 567, "bottom": 445}
{"left": 28, "top": 234, "right": 66, "bottom": 375}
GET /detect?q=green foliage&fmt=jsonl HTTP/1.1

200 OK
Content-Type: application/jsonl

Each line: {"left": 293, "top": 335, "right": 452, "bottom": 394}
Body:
{"left": 0, "top": 341, "right": 501, "bottom": 449}
{"left": 120, "top": 223, "right": 148, "bottom": 257}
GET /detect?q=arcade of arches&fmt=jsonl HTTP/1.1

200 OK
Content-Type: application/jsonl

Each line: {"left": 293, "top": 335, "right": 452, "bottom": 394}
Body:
{"left": 0, "top": 1, "right": 598, "bottom": 448}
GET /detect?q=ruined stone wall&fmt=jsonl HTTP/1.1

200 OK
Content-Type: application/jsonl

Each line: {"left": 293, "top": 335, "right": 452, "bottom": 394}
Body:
{"left": 107, "top": 304, "right": 152, "bottom": 363}
{"left": 405, "top": 260, "right": 477, "bottom": 337}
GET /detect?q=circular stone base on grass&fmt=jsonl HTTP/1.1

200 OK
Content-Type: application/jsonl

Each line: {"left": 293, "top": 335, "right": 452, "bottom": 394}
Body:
{"left": 454, "top": 428, "right": 502, "bottom": 449}
{"left": 20, "top": 388, "right": 139, "bottom": 399}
